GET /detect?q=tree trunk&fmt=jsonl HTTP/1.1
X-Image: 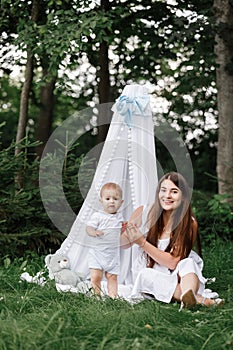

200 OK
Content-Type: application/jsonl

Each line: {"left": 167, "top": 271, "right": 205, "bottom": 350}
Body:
{"left": 97, "top": 0, "right": 112, "bottom": 145}
{"left": 15, "top": 57, "right": 34, "bottom": 156}
{"left": 214, "top": 0, "right": 233, "bottom": 208}
{"left": 15, "top": 0, "right": 40, "bottom": 156}
{"left": 15, "top": 0, "right": 40, "bottom": 189}
{"left": 98, "top": 40, "right": 111, "bottom": 104}
{"left": 36, "top": 70, "right": 57, "bottom": 159}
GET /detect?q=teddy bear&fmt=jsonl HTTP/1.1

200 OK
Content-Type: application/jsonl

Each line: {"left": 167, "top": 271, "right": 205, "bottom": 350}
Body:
{"left": 45, "top": 253, "right": 84, "bottom": 286}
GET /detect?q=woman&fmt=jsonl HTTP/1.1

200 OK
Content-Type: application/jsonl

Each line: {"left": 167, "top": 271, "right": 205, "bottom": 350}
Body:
{"left": 123, "top": 172, "right": 223, "bottom": 308}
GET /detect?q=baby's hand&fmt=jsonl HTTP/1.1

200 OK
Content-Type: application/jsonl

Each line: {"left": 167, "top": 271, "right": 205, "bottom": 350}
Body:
{"left": 121, "top": 222, "right": 128, "bottom": 233}
{"left": 96, "top": 230, "right": 104, "bottom": 237}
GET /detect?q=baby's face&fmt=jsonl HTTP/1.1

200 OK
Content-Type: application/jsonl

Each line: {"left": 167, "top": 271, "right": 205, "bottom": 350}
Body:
{"left": 100, "top": 188, "right": 123, "bottom": 214}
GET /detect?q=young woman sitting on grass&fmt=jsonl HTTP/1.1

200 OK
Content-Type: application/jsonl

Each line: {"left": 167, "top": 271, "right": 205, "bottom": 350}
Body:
{"left": 122, "top": 172, "right": 224, "bottom": 308}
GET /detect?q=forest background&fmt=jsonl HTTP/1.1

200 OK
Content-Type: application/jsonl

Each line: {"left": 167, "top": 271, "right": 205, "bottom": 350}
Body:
{"left": 0, "top": 0, "right": 232, "bottom": 258}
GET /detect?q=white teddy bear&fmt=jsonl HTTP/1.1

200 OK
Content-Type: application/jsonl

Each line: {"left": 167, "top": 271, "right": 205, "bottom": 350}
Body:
{"left": 45, "top": 253, "right": 84, "bottom": 287}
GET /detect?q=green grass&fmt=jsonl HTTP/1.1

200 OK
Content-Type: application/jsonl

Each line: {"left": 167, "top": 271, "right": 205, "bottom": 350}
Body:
{"left": 0, "top": 240, "right": 232, "bottom": 350}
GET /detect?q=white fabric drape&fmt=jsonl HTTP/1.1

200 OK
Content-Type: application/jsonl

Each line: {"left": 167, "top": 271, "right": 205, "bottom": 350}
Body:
{"left": 56, "top": 84, "right": 158, "bottom": 284}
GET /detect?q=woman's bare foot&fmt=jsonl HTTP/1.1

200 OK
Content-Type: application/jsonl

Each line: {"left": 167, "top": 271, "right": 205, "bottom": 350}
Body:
{"left": 196, "top": 295, "right": 224, "bottom": 307}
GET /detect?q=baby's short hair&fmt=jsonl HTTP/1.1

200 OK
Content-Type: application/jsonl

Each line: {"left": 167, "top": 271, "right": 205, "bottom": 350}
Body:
{"left": 100, "top": 182, "right": 123, "bottom": 198}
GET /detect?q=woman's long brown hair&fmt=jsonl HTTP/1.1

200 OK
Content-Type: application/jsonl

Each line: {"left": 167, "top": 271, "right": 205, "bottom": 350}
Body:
{"left": 146, "top": 172, "right": 197, "bottom": 268}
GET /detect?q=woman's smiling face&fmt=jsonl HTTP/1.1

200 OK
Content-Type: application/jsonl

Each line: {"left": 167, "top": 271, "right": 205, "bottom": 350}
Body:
{"left": 159, "top": 179, "right": 182, "bottom": 211}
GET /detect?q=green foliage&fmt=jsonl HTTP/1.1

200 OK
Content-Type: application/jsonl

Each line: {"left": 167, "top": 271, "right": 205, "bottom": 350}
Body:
{"left": 191, "top": 139, "right": 218, "bottom": 192}
{"left": 0, "top": 241, "right": 232, "bottom": 349}
{"left": 39, "top": 139, "right": 95, "bottom": 235}
{"left": 193, "top": 191, "right": 233, "bottom": 243}
{"left": 0, "top": 134, "right": 93, "bottom": 259}
{"left": 0, "top": 0, "right": 221, "bottom": 191}
{"left": 0, "top": 140, "right": 61, "bottom": 257}
{"left": 0, "top": 76, "right": 21, "bottom": 149}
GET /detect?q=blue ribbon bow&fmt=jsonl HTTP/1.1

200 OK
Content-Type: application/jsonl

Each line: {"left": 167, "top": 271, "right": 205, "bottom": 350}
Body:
{"left": 115, "top": 95, "right": 150, "bottom": 127}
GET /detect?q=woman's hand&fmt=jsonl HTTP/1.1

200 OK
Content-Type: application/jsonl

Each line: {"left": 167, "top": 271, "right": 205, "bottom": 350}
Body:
{"left": 125, "top": 222, "right": 145, "bottom": 246}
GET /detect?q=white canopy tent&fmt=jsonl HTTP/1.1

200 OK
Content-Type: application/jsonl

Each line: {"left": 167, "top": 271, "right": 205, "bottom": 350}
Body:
{"left": 55, "top": 84, "right": 158, "bottom": 285}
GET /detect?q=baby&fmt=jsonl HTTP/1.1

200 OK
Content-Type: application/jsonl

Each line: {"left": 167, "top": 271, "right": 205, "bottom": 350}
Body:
{"left": 86, "top": 182, "right": 124, "bottom": 298}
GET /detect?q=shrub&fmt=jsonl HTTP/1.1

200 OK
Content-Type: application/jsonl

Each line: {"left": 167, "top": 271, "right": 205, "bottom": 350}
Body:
{"left": 192, "top": 191, "right": 233, "bottom": 244}
{"left": 0, "top": 138, "right": 93, "bottom": 258}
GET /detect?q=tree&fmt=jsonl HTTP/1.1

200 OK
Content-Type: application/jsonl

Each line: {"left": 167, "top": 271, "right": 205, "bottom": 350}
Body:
{"left": 15, "top": 0, "right": 40, "bottom": 158}
{"left": 1, "top": 0, "right": 232, "bottom": 197}
{"left": 214, "top": 0, "right": 233, "bottom": 207}
{"left": 0, "top": 0, "right": 96, "bottom": 159}
{"left": 96, "top": 0, "right": 112, "bottom": 144}
{"left": 35, "top": 65, "right": 57, "bottom": 159}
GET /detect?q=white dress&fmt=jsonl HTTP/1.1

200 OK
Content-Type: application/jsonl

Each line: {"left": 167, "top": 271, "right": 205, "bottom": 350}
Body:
{"left": 130, "top": 207, "right": 207, "bottom": 303}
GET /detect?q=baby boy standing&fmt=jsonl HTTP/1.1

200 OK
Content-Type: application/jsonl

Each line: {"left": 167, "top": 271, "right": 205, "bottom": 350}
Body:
{"left": 86, "top": 182, "right": 124, "bottom": 298}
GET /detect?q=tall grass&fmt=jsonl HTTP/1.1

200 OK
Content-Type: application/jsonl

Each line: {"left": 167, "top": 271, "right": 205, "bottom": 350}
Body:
{"left": 0, "top": 240, "right": 232, "bottom": 350}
